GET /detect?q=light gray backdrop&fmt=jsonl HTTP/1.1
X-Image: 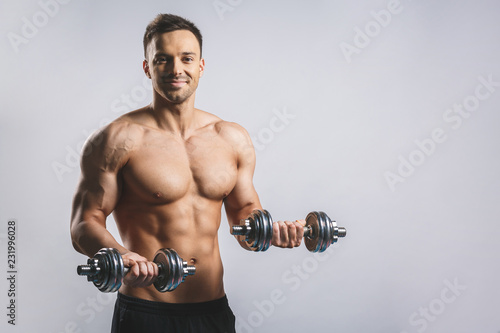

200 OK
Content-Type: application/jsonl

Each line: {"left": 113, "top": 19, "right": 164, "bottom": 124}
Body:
{"left": 1, "top": 0, "right": 499, "bottom": 332}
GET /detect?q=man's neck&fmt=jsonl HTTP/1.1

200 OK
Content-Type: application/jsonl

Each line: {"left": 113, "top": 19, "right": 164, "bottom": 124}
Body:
{"left": 149, "top": 93, "right": 198, "bottom": 138}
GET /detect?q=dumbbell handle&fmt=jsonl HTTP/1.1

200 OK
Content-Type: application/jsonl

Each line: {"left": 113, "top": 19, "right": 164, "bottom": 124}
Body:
{"left": 303, "top": 224, "right": 347, "bottom": 238}
{"left": 232, "top": 221, "right": 347, "bottom": 238}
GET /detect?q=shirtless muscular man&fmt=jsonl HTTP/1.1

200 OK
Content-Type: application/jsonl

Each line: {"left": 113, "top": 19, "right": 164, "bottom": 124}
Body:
{"left": 70, "top": 13, "right": 304, "bottom": 333}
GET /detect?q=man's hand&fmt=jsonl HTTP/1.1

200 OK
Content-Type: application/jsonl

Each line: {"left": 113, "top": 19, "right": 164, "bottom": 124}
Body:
{"left": 122, "top": 251, "right": 159, "bottom": 288}
{"left": 272, "top": 220, "right": 305, "bottom": 248}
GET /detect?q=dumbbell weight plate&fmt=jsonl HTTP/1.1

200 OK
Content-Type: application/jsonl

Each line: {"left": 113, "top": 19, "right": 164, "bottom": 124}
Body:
{"left": 319, "top": 211, "right": 333, "bottom": 252}
{"left": 153, "top": 248, "right": 184, "bottom": 292}
{"left": 107, "top": 248, "right": 122, "bottom": 292}
{"left": 90, "top": 250, "right": 108, "bottom": 292}
{"left": 112, "top": 248, "right": 126, "bottom": 292}
{"left": 92, "top": 248, "right": 124, "bottom": 293}
{"left": 305, "top": 212, "right": 325, "bottom": 253}
{"left": 261, "top": 210, "right": 273, "bottom": 251}
{"left": 254, "top": 209, "right": 272, "bottom": 252}
{"left": 246, "top": 210, "right": 260, "bottom": 250}
{"left": 246, "top": 210, "right": 273, "bottom": 252}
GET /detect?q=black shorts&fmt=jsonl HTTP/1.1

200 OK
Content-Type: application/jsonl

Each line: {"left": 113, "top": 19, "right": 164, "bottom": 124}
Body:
{"left": 111, "top": 293, "right": 236, "bottom": 333}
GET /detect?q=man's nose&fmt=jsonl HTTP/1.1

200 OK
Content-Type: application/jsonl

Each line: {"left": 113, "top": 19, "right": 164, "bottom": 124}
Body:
{"left": 168, "top": 58, "right": 183, "bottom": 76}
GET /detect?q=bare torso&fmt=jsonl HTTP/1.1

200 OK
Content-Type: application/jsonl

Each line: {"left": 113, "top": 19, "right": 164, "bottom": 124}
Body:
{"left": 112, "top": 107, "right": 238, "bottom": 302}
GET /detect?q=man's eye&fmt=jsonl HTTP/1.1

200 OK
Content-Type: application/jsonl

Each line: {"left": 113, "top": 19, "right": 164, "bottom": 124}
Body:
{"left": 184, "top": 57, "right": 194, "bottom": 62}
{"left": 156, "top": 57, "right": 167, "bottom": 63}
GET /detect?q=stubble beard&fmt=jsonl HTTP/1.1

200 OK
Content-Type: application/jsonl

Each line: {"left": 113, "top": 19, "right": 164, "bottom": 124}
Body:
{"left": 157, "top": 81, "right": 197, "bottom": 105}
{"left": 165, "top": 88, "right": 193, "bottom": 104}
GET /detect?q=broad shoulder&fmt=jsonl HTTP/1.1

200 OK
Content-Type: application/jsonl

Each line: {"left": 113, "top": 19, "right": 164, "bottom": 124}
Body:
{"left": 210, "top": 117, "right": 255, "bottom": 162}
{"left": 81, "top": 117, "right": 146, "bottom": 172}
{"left": 194, "top": 109, "right": 251, "bottom": 146}
{"left": 212, "top": 119, "right": 252, "bottom": 146}
{"left": 85, "top": 118, "right": 144, "bottom": 152}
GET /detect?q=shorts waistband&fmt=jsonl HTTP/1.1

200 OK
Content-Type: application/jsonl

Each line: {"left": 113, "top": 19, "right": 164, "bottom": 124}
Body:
{"left": 116, "top": 293, "right": 230, "bottom": 316}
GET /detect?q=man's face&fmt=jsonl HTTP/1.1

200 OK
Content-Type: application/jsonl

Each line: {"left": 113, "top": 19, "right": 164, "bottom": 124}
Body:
{"left": 144, "top": 30, "right": 204, "bottom": 104}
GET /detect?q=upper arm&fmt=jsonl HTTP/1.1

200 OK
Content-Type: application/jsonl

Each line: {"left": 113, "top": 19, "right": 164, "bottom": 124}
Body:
{"left": 222, "top": 123, "right": 262, "bottom": 226}
{"left": 70, "top": 122, "right": 134, "bottom": 233}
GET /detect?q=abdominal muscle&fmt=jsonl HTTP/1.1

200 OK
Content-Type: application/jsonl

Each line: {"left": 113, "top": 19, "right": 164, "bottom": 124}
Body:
{"left": 113, "top": 195, "right": 227, "bottom": 303}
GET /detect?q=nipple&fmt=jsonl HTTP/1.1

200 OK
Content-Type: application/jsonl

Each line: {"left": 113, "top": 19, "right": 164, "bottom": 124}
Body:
{"left": 153, "top": 191, "right": 162, "bottom": 199}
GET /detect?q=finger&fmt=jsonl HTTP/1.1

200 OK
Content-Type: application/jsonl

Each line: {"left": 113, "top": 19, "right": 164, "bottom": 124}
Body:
{"left": 130, "top": 261, "right": 147, "bottom": 286}
{"left": 123, "top": 261, "right": 139, "bottom": 285}
{"left": 153, "top": 261, "right": 159, "bottom": 279}
{"left": 286, "top": 221, "right": 297, "bottom": 248}
{"left": 131, "top": 261, "right": 149, "bottom": 286}
{"left": 272, "top": 222, "right": 281, "bottom": 246}
{"left": 145, "top": 261, "right": 158, "bottom": 285}
{"left": 140, "top": 261, "right": 153, "bottom": 283}
{"left": 279, "top": 221, "right": 288, "bottom": 245}
{"left": 122, "top": 257, "right": 135, "bottom": 268}
{"left": 137, "top": 261, "right": 154, "bottom": 287}
{"left": 294, "top": 220, "right": 304, "bottom": 245}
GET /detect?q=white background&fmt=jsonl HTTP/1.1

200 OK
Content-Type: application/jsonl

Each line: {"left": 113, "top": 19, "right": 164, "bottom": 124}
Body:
{"left": 1, "top": 0, "right": 499, "bottom": 332}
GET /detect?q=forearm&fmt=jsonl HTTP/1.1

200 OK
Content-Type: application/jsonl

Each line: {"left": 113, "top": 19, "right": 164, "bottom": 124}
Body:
{"left": 71, "top": 219, "right": 127, "bottom": 258}
{"left": 71, "top": 219, "right": 159, "bottom": 290}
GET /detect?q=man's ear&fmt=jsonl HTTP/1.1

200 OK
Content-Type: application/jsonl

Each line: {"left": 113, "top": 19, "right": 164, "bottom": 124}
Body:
{"left": 143, "top": 59, "right": 151, "bottom": 79}
{"left": 199, "top": 58, "right": 205, "bottom": 78}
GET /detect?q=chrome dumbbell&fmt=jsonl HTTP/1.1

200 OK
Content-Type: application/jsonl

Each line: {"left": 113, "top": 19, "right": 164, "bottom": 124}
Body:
{"left": 77, "top": 248, "right": 195, "bottom": 292}
{"left": 231, "top": 210, "right": 346, "bottom": 253}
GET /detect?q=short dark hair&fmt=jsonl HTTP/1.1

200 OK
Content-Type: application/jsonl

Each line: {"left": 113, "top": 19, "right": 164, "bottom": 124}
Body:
{"left": 143, "top": 13, "right": 203, "bottom": 58}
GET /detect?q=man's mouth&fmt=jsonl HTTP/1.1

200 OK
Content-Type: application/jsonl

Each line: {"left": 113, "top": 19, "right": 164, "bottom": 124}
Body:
{"left": 165, "top": 80, "right": 187, "bottom": 88}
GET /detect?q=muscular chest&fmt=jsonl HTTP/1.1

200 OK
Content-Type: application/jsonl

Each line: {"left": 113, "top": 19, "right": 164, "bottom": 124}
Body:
{"left": 122, "top": 132, "right": 238, "bottom": 203}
